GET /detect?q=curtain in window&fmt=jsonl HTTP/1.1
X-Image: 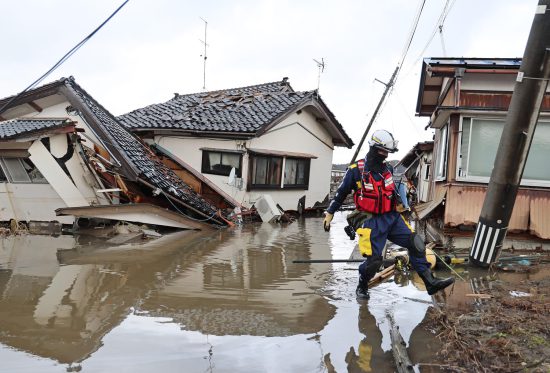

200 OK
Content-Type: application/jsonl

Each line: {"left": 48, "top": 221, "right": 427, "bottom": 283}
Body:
{"left": 460, "top": 118, "right": 550, "bottom": 182}
{"left": 252, "top": 156, "right": 281, "bottom": 186}
{"left": 524, "top": 122, "right": 550, "bottom": 181}
{"left": 284, "top": 159, "right": 298, "bottom": 184}
{"left": 208, "top": 152, "right": 222, "bottom": 168}
{"left": 223, "top": 153, "right": 241, "bottom": 169}
{"left": 253, "top": 156, "right": 268, "bottom": 184}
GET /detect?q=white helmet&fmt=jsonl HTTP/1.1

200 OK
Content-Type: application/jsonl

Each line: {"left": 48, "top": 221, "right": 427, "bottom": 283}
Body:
{"left": 368, "top": 129, "right": 398, "bottom": 153}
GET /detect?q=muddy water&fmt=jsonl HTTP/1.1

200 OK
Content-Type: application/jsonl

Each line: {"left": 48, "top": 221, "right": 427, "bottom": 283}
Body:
{"left": 0, "top": 213, "right": 539, "bottom": 372}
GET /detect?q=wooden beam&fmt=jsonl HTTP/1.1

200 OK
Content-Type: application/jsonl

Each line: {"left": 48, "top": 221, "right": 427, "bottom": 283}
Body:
{"left": 28, "top": 101, "right": 43, "bottom": 112}
{"left": 423, "top": 85, "right": 441, "bottom": 92}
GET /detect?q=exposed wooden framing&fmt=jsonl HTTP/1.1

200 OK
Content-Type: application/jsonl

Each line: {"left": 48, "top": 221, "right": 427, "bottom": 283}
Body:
{"left": 27, "top": 101, "right": 43, "bottom": 112}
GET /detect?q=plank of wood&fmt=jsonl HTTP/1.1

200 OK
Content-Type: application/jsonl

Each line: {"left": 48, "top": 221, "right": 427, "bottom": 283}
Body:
{"left": 368, "top": 264, "right": 395, "bottom": 287}
{"left": 387, "top": 312, "right": 415, "bottom": 373}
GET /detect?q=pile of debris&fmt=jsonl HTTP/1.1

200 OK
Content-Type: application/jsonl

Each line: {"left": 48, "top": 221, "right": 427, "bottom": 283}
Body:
{"left": 423, "top": 264, "right": 550, "bottom": 373}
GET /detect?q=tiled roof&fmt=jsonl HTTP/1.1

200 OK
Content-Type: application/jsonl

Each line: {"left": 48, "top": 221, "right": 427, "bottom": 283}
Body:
{"left": 63, "top": 78, "right": 224, "bottom": 222}
{"left": 0, "top": 118, "right": 71, "bottom": 140}
{"left": 117, "top": 80, "right": 314, "bottom": 133}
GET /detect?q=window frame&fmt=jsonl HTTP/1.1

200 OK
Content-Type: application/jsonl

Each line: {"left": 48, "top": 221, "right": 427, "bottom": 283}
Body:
{"left": 434, "top": 123, "right": 448, "bottom": 181}
{"left": 201, "top": 149, "right": 243, "bottom": 178}
{"left": 283, "top": 157, "right": 310, "bottom": 189}
{"left": 0, "top": 157, "right": 48, "bottom": 184}
{"left": 456, "top": 115, "right": 550, "bottom": 187}
{"left": 249, "top": 154, "right": 311, "bottom": 190}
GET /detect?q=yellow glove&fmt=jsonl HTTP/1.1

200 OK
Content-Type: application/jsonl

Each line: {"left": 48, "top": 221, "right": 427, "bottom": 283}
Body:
{"left": 323, "top": 212, "right": 334, "bottom": 232}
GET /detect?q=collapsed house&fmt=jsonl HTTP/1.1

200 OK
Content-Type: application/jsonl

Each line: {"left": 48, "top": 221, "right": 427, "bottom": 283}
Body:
{"left": 0, "top": 77, "right": 237, "bottom": 231}
{"left": 117, "top": 78, "right": 354, "bottom": 213}
{"left": 413, "top": 57, "right": 550, "bottom": 250}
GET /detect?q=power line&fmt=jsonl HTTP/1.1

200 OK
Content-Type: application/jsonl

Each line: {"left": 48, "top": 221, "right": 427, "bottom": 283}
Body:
{"left": 408, "top": 0, "right": 456, "bottom": 70}
{"left": 0, "top": 0, "right": 130, "bottom": 116}
{"left": 350, "top": 0, "right": 426, "bottom": 163}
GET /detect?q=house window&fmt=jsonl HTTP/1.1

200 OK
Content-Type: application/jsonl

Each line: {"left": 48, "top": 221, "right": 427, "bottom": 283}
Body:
{"left": 250, "top": 155, "right": 282, "bottom": 188}
{"left": 249, "top": 154, "right": 311, "bottom": 190}
{"left": 284, "top": 158, "right": 310, "bottom": 187}
{"left": 458, "top": 117, "right": 550, "bottom": 185}
{"left": 0, "top": 158, "right": 47, "bottom": 183}
{"left": 423, "top": 164, "right": 431, "bottom": 181}
{"left": 435, "top": 124, "right": 448, "bottom": 180}
{"left": 201, "top": 150, "right": 242, "bottom": 177}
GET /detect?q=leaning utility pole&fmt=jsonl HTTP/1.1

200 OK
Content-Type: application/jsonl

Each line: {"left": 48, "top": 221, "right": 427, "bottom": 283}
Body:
{"left": 469, "top": 0, "right": 550, "bottom": 267}
{"left": 350, "top": 66, "right": 399, "bottom": 164}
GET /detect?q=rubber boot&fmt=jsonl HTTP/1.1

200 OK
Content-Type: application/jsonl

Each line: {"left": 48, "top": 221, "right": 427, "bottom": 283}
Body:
{"left": 418, "top": 270, "right": 455, "bottom": 295}
{"left": 356, "top": 277, "right": 369, "bottom": 299}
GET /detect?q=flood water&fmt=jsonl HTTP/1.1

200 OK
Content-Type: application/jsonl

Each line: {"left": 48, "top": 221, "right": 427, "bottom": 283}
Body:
{"left": 0, "top": 212, "right": 540, "bottom": 372}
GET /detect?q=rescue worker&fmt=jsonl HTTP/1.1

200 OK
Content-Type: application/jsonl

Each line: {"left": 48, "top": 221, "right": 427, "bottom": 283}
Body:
{"left": 323, "top": 129, "right": 454, "bottom": 299}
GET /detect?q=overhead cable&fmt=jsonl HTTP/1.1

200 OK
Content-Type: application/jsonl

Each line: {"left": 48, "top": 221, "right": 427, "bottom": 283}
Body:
{"left": 0, "top": 0, "right": 130, "bottom": 116}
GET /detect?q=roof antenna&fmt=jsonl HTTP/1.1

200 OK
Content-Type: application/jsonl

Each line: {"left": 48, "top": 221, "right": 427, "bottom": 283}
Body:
{"left": 313, "top": 58, "right": 325, "bottom": 95}
{"left": 199, "top": 17, "right": 209, "bottom": 91}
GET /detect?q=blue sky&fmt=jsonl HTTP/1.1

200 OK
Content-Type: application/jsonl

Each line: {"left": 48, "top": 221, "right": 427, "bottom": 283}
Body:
{"left": 0, "top": 0, "right": 537, "bottom": 163}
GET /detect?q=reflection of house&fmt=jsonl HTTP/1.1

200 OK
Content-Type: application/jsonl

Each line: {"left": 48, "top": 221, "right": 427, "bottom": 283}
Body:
{"left": 0, "top": 231, "right": 212, "bottom": 365}
{"left": 0, "top": 78, "right": 232, "bottom": 228}
{"left": 141, "top": 221, "right": 336, "bottom": 336}
{"left": 415, "top": 58, "right": 550, "bottom": 249}
{"left": 118, "top": 78, "right": 353, "bottom": 211}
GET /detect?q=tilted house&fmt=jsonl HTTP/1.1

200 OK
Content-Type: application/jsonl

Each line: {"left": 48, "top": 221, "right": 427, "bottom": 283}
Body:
{"left": 415, "top": 57, "right": 550, "bottom": 249}
{"left": 0, "top": 118, "right": 88, "bottom": 226}
{"left": 118, "top": 78, "right": 353, "bottom": 211}
{"left": 0, "top": 77, "right": 232, "bottom": 229}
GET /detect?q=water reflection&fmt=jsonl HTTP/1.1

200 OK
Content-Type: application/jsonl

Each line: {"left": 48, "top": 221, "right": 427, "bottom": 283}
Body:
{"left": 141, "top": 220, "right": 336, "bottom": 336}
{"left": 0, "top": 220, "right": 336, "bottom": 369}
{"left": 0, "top": 215, "right": 540, "bottom": 372}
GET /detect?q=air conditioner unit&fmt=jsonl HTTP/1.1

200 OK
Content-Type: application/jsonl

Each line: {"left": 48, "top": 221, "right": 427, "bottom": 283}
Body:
{"left": 255, "top": 194, "right": 281, "bottom": 223}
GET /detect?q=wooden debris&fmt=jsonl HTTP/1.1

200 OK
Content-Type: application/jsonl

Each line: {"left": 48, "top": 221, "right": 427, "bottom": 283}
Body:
{"left": 465, "top": 293, "right": 492, "bottom": 299}
{"left": 387, "top": 312, "right": 414, "bottom": 373}
{"left": 368, "top": 264, "right": 395, "bottom": 287}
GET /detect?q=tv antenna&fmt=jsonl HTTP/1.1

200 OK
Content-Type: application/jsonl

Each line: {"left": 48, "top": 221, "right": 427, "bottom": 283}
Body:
{"left": 199, "top": 17, "right": 209, "bottom": 90}
{"left": 313, "top": 58, "right": 325, "bottom": 93}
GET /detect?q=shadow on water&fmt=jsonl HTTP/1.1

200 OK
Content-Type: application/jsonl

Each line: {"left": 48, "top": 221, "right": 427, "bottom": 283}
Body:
{"left": 0, "top": 212, "right": 540, "bottom": 372}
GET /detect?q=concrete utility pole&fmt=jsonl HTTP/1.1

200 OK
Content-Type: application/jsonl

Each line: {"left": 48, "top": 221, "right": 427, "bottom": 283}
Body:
{"left": 350, "top": 66, "right": 399, "bottom": 164}
{"left": 469, "top": 0, "right": 550, "bottom": 267}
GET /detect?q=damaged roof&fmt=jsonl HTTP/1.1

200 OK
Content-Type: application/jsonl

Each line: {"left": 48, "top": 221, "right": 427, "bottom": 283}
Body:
{"left": 0, "top": 77, "right": 225, "bottom": 224}
{"left": 416, "top": 57, "right": 522, "bottom": 116}
{"left": 117, "top": 79, "right": 353, "bottom": 148}
{"left": 0, "top": 118, "right": 73, "bottom": 140}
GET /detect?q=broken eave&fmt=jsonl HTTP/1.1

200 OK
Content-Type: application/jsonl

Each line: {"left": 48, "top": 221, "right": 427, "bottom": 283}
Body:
{"left": 56, "top": 203, "right": 213, "bottom": 230}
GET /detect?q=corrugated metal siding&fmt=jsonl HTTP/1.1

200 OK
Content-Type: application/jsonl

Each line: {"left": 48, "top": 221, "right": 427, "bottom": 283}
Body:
{"left": 444, "top": 185, "right": 533, "bottom": 232}
{"left": 529, "top": 191, "right": 550, "bottom": 239}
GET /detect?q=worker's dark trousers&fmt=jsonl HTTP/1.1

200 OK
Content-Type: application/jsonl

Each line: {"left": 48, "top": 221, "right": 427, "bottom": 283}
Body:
{"left": 357, "top": 211, "right": 430, "bottom": 281}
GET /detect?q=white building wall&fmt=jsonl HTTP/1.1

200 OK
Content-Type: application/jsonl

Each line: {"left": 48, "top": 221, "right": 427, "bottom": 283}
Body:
{"left": 0, "top": 183, "right": 73, "bottom": 224}
{"left": 156, "top": 109, "right": 335, "bottom": 210}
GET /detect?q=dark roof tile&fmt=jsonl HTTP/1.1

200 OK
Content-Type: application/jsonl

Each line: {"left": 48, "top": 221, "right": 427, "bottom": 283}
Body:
{"left": 0, "top": 118, "right": 70, "bottom": 140}
{"left": 117, "top": 80, "right": 313, "bottom": 133}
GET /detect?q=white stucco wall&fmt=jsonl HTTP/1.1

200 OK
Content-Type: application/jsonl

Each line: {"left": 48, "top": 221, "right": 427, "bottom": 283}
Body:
{"left": 0, "top": 182, "right": 73, "bottom": 224}
{"left": 155, "top": 108, "right": 336, "bottom": 210}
